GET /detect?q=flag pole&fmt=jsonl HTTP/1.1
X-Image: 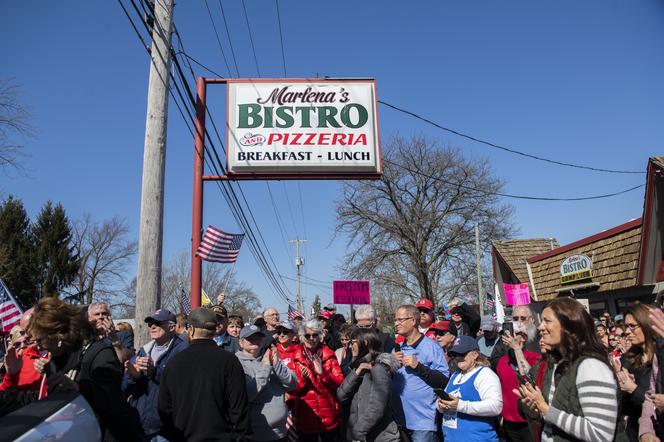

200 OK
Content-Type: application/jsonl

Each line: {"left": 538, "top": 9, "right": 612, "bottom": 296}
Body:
{"left": 221, "top": 261, "right": 237, "bottom": 299}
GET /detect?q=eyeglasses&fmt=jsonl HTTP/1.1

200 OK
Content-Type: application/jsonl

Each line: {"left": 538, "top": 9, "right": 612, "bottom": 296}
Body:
{"left": 303, "top": 333, "right": 319, "bottom": 340}
{"left": 12, "top": 340, "right": 26, "bottom": 349}
{"left": 394, "top": 317, "right": 414, "bottom": 324}
{"left": 624, "top": 323, "right": 641, "bottom": 331}
{"left": 513, "top": 316, "right": 531, "bottom": 322}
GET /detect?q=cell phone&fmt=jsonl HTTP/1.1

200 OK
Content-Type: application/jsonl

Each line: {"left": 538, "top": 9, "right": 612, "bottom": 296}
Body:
{"left": 518, "top": 372, "right": 536, "bottom": 387}
{"left": 394, "top": 343, "right": 401, "bottom": 352}
{"left": 503, "top": 321, "right": 513, "bottom": 335}
{"left": 434, "top": 388, "right": 452, "bottom": 401}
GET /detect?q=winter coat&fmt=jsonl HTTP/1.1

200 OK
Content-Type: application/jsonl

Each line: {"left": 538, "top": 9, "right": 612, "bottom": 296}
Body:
{"left": 337, "top": 353, "right": 401, "bottom": 442}
{"left": 123, "top": 335, "right": 188, "bottom": 436}
{"left": 158, "top": 339, "right": 250, "bottom": 442}
{"left": 291, "top": 343, "right": 344, "bottom": 434}
{"left": 235, "top": 351, "right": 297, "bottom": 441}
{"left": 52, "top": 338, "right": 145, "bottom": 441}
{"left": 275, "top": 342, "right": 307, "bottom": 406}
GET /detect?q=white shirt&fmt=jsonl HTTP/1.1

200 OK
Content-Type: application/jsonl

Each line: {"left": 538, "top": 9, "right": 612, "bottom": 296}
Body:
{"left": 446, "top": 365, "right": 503, "bottom": 417}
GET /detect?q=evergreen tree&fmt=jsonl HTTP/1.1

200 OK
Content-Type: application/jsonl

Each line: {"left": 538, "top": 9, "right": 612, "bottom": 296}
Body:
{"left": 311, "top": 294, "right": 322, "bottom": 317}
{"left": 0, "top": 196, "right": 39, "bottom": 308}
{"left": 33, "top": 201, "right": 79, "bottom": 296}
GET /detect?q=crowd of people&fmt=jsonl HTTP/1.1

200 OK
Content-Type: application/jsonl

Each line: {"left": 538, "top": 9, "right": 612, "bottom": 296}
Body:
{"left": 3, "top": 293, "right": 664, "bottom": 442}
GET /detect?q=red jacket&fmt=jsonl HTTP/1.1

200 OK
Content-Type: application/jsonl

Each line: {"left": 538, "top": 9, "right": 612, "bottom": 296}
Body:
{"left": 276, "top": 342, "right": 307, "bottom": 402}
{"left": 291, "top": 344, "right": 344, "bottom": 434}
{"left": 0, "top": 345, "right": 44, "bottom": 393}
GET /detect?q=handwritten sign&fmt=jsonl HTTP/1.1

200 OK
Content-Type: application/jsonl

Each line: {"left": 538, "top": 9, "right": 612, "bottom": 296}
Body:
{"left": 333, "top": 280, "right": 370, "bottom": 305}
{"left": 503, "top": 283, "right": 531, "bottom": 306}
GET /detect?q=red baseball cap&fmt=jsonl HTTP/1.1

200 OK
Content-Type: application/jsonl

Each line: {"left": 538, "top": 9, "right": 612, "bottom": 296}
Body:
{"left": 416, "top": 298, "right": 434, "bottom": 311}
{"left": 318, "top": 310, "right": 333, "bottom": 320}
{"left": 428, "top": 321, "right": 451, "bottom": 333}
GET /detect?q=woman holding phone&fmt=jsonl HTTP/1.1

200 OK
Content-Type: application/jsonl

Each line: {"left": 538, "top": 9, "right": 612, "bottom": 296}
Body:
{"left": 516, "top": 297, "right": 618, "bottom": 442}
{"left": 437, "top": 335, "right": 502, "bottom": 441}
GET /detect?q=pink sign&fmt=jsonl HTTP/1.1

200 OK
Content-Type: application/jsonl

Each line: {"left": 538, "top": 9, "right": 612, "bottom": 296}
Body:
{"left": 503, "top": 283, "right": 531, "bottom": 306}
{"left": 333, "top": 280, "right": 370, "bottom": 305}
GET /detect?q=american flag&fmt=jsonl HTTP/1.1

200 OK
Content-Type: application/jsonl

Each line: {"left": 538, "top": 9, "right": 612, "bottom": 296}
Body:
{"left": 180, "top": 288, "right": 192, "bottom": 315}
{"left": 0, "top": 279, "right": 22, "bottom": 333}
{"left": 195, "top": 226, "right": 245, "bottom": 263}
{"left": 287, "top": 304, "right": 304, "bottom": 320}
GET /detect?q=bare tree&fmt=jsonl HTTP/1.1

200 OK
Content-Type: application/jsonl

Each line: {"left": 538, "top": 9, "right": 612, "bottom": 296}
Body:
{"left": 65, "top": 215, "right": 138, "bottom": 305}
{"left": 0, "top": 79, "right": 34, "bottom": 174}
{"left": 161, "top": 250, "right": 261, "bottom": 319}
{"left": 335, "top": 135, "right": 516, "bottom": 307}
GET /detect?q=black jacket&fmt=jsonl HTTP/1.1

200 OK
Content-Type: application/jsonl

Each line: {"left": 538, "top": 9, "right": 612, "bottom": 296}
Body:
{"left": 52, "top": 339, "right": 144, "bottom": 441}
{"left": 158, "top": 339, "right": 250, "bottom": 442}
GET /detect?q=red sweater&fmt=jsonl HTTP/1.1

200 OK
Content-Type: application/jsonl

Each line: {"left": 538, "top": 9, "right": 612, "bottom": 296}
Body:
{"left": 497, "top": 350, "right": 541, "bottom": 422}
{"left": 0, "top": 345, "right": 44, "bottom": 393}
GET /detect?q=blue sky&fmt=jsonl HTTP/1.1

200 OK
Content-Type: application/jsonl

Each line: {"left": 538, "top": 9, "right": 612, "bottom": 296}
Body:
{"left": 2, "top": 1, "right": 663, "bottom": 314}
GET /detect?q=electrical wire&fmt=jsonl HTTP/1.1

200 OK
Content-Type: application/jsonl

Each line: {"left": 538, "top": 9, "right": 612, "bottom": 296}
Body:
{"left": 203, "top": 0, "right": 233, "bottom": 77}
{"left": 240, "top": 0, "right": 261, "bottom": 77}
{"left": 217, "top": 0, "right": 241, "bottom": 77}
{"left": 275, "top": 0, "right": 287, "bottom": 76}
{"left": 383, "top": 159, "right": 645, "bottom": 201}
{"left": 379, "top": 100, "right": 645, "bottom": 175}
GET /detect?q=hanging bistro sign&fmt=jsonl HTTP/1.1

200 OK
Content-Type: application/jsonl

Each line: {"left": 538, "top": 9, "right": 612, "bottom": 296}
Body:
{"left": 560, "top": 254, "right": 593, "bottom": 284}
{"left": 226, "top": 79, "right": 381, "bottom": 176}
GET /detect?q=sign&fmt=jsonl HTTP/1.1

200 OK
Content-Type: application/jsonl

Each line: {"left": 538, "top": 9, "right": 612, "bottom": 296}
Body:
{"left": 226, "top": 79, "right": 381, "bottom": 176}
{"left": 560, "top": 254, "right": 593, "bottom": 284}
{"left": 333, "top": 280, "right": 370, "bottom": 305}
{"left": 503, "top": 283, "right": 531, "bottom": 306}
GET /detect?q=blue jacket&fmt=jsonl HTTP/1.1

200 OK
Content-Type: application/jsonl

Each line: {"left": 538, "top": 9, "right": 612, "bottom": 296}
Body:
{"left": 123, "top": 335, "right": 188, "bottom": 436}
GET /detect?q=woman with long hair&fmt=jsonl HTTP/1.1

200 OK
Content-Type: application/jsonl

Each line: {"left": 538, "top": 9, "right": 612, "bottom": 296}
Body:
{"left": 516, "top": 297, "right": 618, "bottom": 442}
{"left": 291, "top": 319, "right": 344, "bottom": 442}
{"left": 615, "top": 304, "right": 655, "bottom": 440}
{"left": 438, "top": 335, "right": 502, "bottom": 442}
{"left": 28, "top": 297, "right": 143, "bottom": 441}
{"left": 337, "top": 328, "right": 400, "bottom": 442}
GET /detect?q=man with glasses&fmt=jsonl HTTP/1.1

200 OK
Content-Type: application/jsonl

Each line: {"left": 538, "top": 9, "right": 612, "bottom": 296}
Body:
{"left": 124, "top": 308, "right": 187, "bottom": 441}
{"left": 489, "top": 305, "right": 540, "bottom": 370}
{"left": 392, "top": 304, "right": 449, "bottom": 442}
{"left": 259, "top": 307, "right": 281, "bottom": 357}
{"left": 355, "top": 304, "right": 395, "bottom": 353}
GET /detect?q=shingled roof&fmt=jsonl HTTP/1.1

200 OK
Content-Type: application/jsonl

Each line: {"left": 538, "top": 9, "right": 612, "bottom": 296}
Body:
{"left": 527, "top": 219, "right": 642, "bottom": 301}
{"left": 493, "top": 239, "right": 559, "bottom": 283}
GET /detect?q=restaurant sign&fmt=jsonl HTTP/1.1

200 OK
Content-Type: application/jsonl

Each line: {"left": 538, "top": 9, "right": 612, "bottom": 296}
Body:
{"left": 560, "top": 254, "right": 593, "bottom": 284}
{"left": 226, "top": 79, "right": 381, "bottom": 176}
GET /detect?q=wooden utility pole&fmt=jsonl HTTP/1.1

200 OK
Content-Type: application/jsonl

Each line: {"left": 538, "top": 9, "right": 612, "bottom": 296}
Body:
{"left": 135, "top": 0, "right": 174, "bottom": 347}
{"left": 476, "top": 222, "right": 484, "bottom": 316}
{"left": 289, "top": 239, "right": 307, "bottom": 312}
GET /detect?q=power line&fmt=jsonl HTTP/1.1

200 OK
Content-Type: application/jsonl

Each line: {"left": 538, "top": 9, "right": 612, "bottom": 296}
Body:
{"left": 383, "top": 159, "right": 645, "bottom": 201}
{"left": 217, "top": 0, "right": 241, "bottom": 77}
{"left": 378, "top": 100, "right": 645, "bottom": 175}
{"left": 240, "top": 0, "right": 261, "bottom": 77}
{"left": 203, "top": 0, "right": 233, "bottom": 77}
{"left": 275, "top": 0, "right": 287, "bottom": 76}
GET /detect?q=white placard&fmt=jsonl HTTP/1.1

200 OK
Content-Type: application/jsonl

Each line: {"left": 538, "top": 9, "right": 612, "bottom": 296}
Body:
{"left": 226, "top": 80, "right": 381, "bottom": 175}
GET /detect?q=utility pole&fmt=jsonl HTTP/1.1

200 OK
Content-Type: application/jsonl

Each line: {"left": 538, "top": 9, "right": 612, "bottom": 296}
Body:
{"left": 289, "top": 239, "right": 307, "bottom": 312}
{"left": 475, "top": 222, "right": 484, "bottom": 316}
{"left": 135, "top": 0, "right": 174, "bottom": 347}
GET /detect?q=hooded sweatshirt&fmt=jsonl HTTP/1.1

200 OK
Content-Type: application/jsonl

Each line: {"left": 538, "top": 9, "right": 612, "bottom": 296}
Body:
{"left": 235, "top": 350, "right": 297, "bottom": 441}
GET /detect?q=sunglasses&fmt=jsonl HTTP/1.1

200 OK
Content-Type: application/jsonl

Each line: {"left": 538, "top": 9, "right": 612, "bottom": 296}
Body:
{"left": 303, "top": 333, "right": 319, "bottom": 340}
{"left": 276, "top": 330, "right": 292, "bottom": 336}
{"left": 433, "top": 331, "right": 450, "bottom": 337}
{"left": 12, "top": 340, "right": 26, "bottom": 349}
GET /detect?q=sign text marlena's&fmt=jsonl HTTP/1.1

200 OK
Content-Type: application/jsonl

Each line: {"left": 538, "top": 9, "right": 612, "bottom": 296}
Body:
{"left": 226, "top": 80, "right": 381, "bottom": 175}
